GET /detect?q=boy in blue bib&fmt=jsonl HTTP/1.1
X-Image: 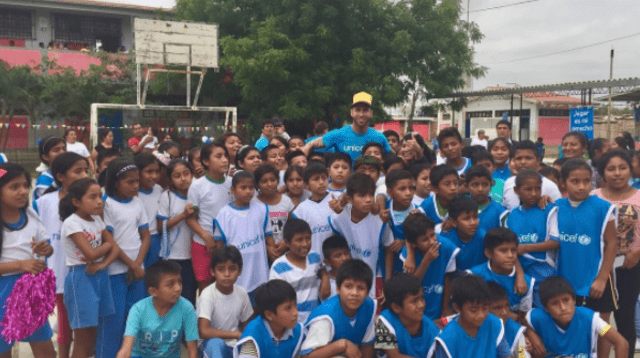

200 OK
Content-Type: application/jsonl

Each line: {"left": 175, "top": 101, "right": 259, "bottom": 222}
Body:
{"left": 301, "top": 259, "right": 377, "bottom": 358}
{"left": 468, "top": 228, "right": 534, "bottom": 316}
{"left": 526, "top": 276, "right": 628, "bottom": 358}
{"left": 419, "top": 165, "right": 459, "bottom": 227}
{"left": 375, "top": 273, "right": 440, "bottom": 358}
{"left": 234, "top": 280, "right": 304, "bottom": 358}
{"left": 434, "top": 275, "right": 512, "bottom": 358}
{"left": 400, "top": 212, "right": 459, "bottom": 319}
{"left": 438, "top": 196, "right": 488, "bottom": 272}
{"left": 465, "top": 165, "right": 507, "bottom": 234}
{"left": 384, "top": 169, "right": 425, "bottom": 277}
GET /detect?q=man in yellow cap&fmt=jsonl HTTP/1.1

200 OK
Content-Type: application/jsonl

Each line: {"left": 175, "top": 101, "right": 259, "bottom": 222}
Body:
{"left": 302, "top": 92, "right": 391, "bottom": 163}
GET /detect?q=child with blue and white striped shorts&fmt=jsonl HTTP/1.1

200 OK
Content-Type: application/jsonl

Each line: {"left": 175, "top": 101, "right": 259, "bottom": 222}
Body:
{"left": 60, "top": 178, "right": 120, "bottom": 358}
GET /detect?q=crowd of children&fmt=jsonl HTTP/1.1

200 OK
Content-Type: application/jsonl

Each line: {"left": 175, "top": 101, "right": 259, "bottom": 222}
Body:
{"left": 2, "top": 96, "right": 640, "bottom": 358}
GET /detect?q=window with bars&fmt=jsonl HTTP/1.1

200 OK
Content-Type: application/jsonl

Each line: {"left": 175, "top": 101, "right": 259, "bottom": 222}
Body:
{"left": 0, "top": 9, "right": 33, "bottom": 39}
{"left": 53, "top": 14, "right": 121, "bottom": 45}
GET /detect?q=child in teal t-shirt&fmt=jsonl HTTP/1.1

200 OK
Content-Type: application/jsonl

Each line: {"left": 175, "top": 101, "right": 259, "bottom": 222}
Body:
{"left": 117, "top": 261, "right": 199, "bottom": 358}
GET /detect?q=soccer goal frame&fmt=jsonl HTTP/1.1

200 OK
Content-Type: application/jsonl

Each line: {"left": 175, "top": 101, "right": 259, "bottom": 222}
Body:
{"left": 89, "top": 103, "right": 237, "bottom": 149}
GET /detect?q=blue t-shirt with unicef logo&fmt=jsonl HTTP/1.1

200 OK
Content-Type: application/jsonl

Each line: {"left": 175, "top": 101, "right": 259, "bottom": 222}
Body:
{"left": 321, "top": 125, "right": 391, "bottom": 163}
{"left": 125, "top": 296, "right": 198, "bottom": 358}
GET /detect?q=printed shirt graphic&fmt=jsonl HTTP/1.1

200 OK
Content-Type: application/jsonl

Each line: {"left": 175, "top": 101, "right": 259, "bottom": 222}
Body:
{"left": 593, "top": 188, "right": 640, "bottom": 255}
{"left": 255, "top": 195, "right": 294, "bottom": 244}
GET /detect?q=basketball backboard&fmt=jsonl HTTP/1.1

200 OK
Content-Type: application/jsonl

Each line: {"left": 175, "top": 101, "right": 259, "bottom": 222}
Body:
{"left": 134, "top": 19, "right": 219, "bottom": 107}
{"left": 134, "top": 18, "right": 219, "bottom": 68}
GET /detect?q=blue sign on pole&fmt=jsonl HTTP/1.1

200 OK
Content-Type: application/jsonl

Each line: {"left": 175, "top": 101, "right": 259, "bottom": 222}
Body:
{"left": 570, "top": 107, "right": 594, "bottom": 140}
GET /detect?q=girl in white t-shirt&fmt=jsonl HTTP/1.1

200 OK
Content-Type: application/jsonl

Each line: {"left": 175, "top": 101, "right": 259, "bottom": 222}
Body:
{"left": 254, "top": 164, "right": 294, "bottom": 258}
{"left": 0, "top": 163, "right": 55, "bottom": 356}
{"left": 64, "top": 128, "right": 96, "bottom": 175}
{"left": 60, "top": 178, "right": 119, "bottom": 358}
{"left": 186, "top": 142, "right": 233, "bottom": 291}
{"left": 34, "top": 152, "right": 89, "bottom": 358}
{"left": 157, "top": 158, "right": 197, "bottom": 304}
{"left": 134, "top": 153, "right": 163, "bottom": 270}
{"left": 97, "top": 158, "right": 150, "bottom": 358}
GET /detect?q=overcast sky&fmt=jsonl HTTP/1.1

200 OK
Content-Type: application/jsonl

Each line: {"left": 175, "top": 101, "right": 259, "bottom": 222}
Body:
{"left": 108, "top": 0, "right": 639, "bottom": 91}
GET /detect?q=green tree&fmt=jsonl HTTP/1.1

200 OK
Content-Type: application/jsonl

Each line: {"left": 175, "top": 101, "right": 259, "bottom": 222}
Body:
{"left": 0, "top": 61, "right": 45, "bottom": 150}
{"left": 395, "top": 0, "right": 484, "bottom": 131}
{"left": 176, "top": 0, "right": 484, "bottom": 138}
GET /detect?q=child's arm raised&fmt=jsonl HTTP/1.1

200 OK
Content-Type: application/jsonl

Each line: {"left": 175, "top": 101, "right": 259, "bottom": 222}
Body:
{"left": 601, "top": 325, "right": 629, "bottom": 358}
{"left": 591, "top": 219, "right": 617, "bottom": 299}
{"left": 413, "top": 242, "right": 440, "bottom": 281}
{"left": 115, "top": 336, "right": 135, "bottom": 358}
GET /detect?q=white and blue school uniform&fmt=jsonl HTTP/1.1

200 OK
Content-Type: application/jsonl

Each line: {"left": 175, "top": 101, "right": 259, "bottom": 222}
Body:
{"left": 234, "top": 316, "right": 304, "bottom": 358}
{"left": 157, "top": 190, "right": 197, "bottom": 304}
{"left": 97, "top": 195, "right": 149, "bottom": 358}
{"left": 420, "top": 194, "right": 448, "bottom": 226}
{"left": 269, "top": 252, "right": 323, "bottom": 323}
{"left": 444, "top": 157, "right": 471, "bottom": 176}
{"left": 291, "top": 193, "right": 334, "bottom": 257}
{"left": 554, "top": 196, "right": 616, "bottom": 297}
{"left": 412, "top": 193, "right": 430, "bottom": 207}
{"left": 504, "top": 318, "right": 526, "bottom": 357}
{"left": 376, "top": 309, "right": 439, "bottom": 357}
{"left": 399, "top": 237, "right": 459, "bottom": 320}
{"left": 468, "top": 262, "right": 534, "bottom": 313}
{"left": 503, "top": 204, "right": 559, "bottom": 307}
{"left": 526, "top": 306, "right": 609, "bottom": 358}
{"left": 187, "top": 175, "right": 233, "bottom": 247}
{"left": 434, "top": 313, "right": 507, "bottom": 358}
{"left": 439, "top": 228, "right": 487, "bottom": 272}
{"left": 33, "top": 190, "right": 66, "bottom": 295}
{"left": 327, "top": 186, "right": 346, "bottom": 196}
{"left": 386, "top": 199, "right": 424, "bottom": 277}
{"left": 328, "top": 204, "right": 394, "bottom": 296}
{"left": 33, "top": 169, "right": 54, "bottom": 200}
{"left": 477, "top": 199, "right": 507, "bottom": 234}
{"left": 138, "top": 184, "right": 163, "bottom": 269}
{"left": 301, "top": 295, "right": 376, "bottom": 355}
{"left": 60, "top": 213, "right": 115, "bottom": 329}
{"left": 0, "top": 208, "right": 53, "bottom": 354}
{"left": 214, "top": 202, "right": 272, "bottom": 294}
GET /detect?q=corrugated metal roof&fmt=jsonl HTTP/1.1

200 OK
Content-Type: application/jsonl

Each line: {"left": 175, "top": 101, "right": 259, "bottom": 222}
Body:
{"left": 450, "top": 78, "right": 640, "bottom": 97}
{"left": 41, "top": 0, "right": 169, "bottom": 12}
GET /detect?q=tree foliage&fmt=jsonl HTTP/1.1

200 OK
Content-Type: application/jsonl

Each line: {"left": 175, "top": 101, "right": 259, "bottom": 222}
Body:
{"left": 176, "top": 0, "right": 484, "bottom": 132}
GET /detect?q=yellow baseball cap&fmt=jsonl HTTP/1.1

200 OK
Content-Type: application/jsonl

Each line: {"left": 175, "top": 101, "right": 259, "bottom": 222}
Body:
{"left": 352, "top": 92, "right": 372, "bottom": 107}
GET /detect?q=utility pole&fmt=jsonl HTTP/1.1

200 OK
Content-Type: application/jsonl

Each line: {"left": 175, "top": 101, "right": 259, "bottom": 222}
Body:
{"left": 607, "top": 49, "right": 614, "bottom": 140}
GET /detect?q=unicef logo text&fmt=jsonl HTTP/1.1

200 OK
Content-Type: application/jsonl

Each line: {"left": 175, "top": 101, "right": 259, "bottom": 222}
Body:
{"left": 349, "top": 244, "right": 372, "bottom": 258}
{"left": 558, "top": 233, "right": 592, "bottom": 246}
{"left": 423, "top": 285, "right": 443, "bottom": 294}
{"left": 519, "top": 233, "right": 538, "bottom": 244}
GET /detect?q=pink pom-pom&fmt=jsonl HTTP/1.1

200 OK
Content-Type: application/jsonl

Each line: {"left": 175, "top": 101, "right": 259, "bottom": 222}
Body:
{"left": 1, "top": 268, "right": 56, "bottom": 343}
